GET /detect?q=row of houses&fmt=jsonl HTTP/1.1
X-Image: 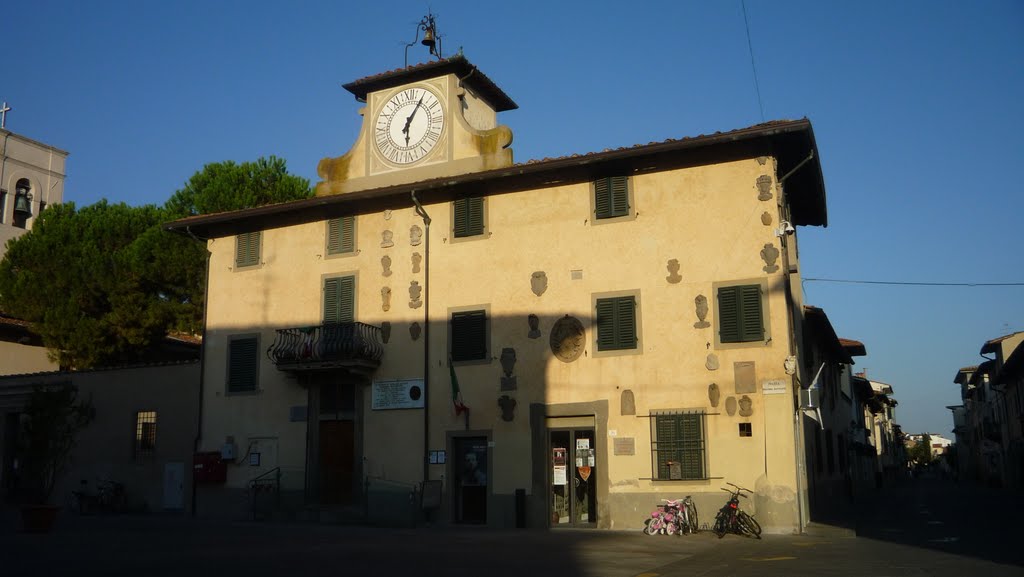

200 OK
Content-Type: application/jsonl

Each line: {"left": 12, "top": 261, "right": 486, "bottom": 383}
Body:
{"left": 2, "top": 52, "right": 909, "bottom": 532}
{"left": 949, "top": 331, "right": 1024, "bottom": 488}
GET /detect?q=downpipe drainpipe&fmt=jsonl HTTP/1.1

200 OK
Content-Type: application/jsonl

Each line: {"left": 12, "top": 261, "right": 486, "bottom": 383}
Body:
{"left": 778, "top": 152, "right": 815, "bottom": 532}
{"left": 411, "top": 192, "right": 431, "bottom": 487}
{"left": 185, "top": 227, "right": 211, "bottom": 518}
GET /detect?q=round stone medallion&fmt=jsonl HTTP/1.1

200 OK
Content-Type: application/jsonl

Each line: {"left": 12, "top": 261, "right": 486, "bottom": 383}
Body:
{"left": 550, "top": 315, "right": 585, "bottom": 363}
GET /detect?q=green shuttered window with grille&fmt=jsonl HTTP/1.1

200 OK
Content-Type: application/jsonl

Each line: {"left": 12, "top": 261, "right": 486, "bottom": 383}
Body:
{"left": 323, "top": 276, "right": 356, "bottom": 324}
{"left": 596, "top": 296, "right": 637, "bottom": 351}
{"left": 227, "top": 337, "right": 258, "bottom": 393}
{"left": 717, "top": 284, "right": 764, "bottom": 343}
{"left": 235, "top": 231, "right": 261, "bottom": 268}
{"left": 652, "top": 412, "right": 706, "bottom": 480}
{"left": 594, "top": 176, "right": 630, "bottom": 219}
{"left": 327, "top": 216, "right": 355, "bottom": 255}
{"left": 453, "top": 197, "right": 484, "bottom": 238}
{"left": 450, "top": 310, "right": 487, "bottom": 362}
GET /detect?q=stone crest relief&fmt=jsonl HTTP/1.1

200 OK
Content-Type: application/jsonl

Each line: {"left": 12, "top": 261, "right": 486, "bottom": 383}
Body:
{"left": 410, "top": 225, "right": 422, "bottom": 246}
{"left": 381, "top": 287, "right": 392, "bottom": 312}
{"left": 694, "top": 295, "right": 710, "bottom": 328}
{"left": 756, "top": 175, "right": 773, "bottom": 201}
{"left": 666, "top": 259, "right": 682, "bottom": 284}
{"left": 381, "top": 255, "right": 392, "bottom": 277}
{"left": 760, "top": 243, "right": 779, "bottom": 273}
{"left": 381, "top": 230, "right": 394, "bottom": 248}
{"left": 550, "top": 315, "right": 585, "bottom": 363}
{"left": 409, "top": 281, "right": 422, "bottom": 309}
{"left": 531, "top": 272, "right": 547, "bottom": 297}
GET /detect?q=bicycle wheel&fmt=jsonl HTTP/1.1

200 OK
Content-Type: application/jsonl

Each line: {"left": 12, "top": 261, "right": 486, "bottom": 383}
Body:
{"left": 738, "top": 511, "right": 762, "bottom": 539}
{"left": 644, "top": 517, "right": 662, "bottom": 535}
{"left": 713, "top": 512, "right": 727, "bottom": 538}
{"left": 687, "top": 502, "right": 699, "bottom": 534}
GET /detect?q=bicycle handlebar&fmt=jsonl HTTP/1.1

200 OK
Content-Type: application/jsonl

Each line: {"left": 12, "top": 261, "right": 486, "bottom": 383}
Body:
{"left": 721, "top": 486, "right": 750, "bottom": 497}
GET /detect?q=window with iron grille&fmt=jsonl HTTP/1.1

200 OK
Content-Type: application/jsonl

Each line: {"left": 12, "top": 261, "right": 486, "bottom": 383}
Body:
{"left": 450, "top": 309, "right": 488, "bottom": 362}
{"left": 717, "top": 284, "right": 764, "bottom": 343}
{"left": 453, "top": 197, "right": 485, "bottom": 238}
{"left": 593, "top": 176, "right": 631, "bottom": 220}
{"left": 595, "top": 295, "right": 637, "bottom": 351}
{"left": 327, "top": 216, "right": 356, "bottom": 255}
{"left": 651, "top": 411, "right": 706, "bottom": 480}
{"left": 227, "top": 335, "right": 259, "bottom": 393}
{"left": 134, "top": 411, "right": 157, "bottom": 459}
{"left": 323, "top": 275, "right": 356, "bottom": 324}
{"left": 235, "top": 231, "right": 262, "bottom": 268}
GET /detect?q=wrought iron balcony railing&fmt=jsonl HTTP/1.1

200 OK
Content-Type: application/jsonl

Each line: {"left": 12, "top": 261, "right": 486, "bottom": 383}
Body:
{"left": 267, "top": 322, "right": 383, "bottom": 373}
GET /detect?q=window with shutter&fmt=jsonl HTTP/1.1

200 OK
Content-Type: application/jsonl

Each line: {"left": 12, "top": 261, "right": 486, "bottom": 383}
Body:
{"left": 594, "top": 176, "right": 631, "bottom": 220}
{"left": 323, "top": 275, "right": 356, "bottom": 324}
{"left": 227, "top": 336, "right": 259, "bottom": 393}
{"left": 450, "top": 309, "right": 488, "bottom": 362}
{"left": 717, "top": 284, "right": 764, "bottom": 343}
{"left": 453, "top": 197, "right": 485, "bottom": 238}
{"left": 327, "top": 216, "right": 355, "bottom": 255}
{"left": 235, "top": 231, "right": 261, "bottom": 268}
{"left": 651, "top": 412, "right": 706, "bottom": 480}
{"left": 596, "top": 296, "right": 637, "bottom": 351}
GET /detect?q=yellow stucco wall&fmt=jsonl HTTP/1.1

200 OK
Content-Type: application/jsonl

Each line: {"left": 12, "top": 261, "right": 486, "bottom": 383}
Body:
{"left": 200, "top": 153, "right": 805, "bottom": 530}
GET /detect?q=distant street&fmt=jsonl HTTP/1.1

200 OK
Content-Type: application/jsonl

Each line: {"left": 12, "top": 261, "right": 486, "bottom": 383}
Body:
{"left": 1, "top": 478, "right": 1019, "bottom": 577}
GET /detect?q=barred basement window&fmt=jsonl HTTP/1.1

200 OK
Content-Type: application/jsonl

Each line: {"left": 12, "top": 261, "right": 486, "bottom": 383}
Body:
{"left": 651, "top": 411, "right": 706, "bottom": 480}
{"left": 135, "top": 411, "right": 157, "bottom": 459}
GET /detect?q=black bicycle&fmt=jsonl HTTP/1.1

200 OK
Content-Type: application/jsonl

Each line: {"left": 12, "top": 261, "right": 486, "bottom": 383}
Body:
{"left": 712, "top": 482, "right": 761, "bottom": 539}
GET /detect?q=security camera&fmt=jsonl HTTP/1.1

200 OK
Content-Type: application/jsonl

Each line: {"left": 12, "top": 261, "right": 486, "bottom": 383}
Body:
{"left": 775, "top": 221, "right": 795, "bottom": 237}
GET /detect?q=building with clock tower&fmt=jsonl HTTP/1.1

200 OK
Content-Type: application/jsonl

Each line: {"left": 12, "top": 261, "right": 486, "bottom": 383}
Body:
{"left": 170, "top": 41, "right": 838, "bottom": 533}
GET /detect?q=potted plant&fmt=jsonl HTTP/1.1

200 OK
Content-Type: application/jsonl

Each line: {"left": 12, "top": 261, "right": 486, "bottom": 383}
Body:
{"left": 16, "top": 383, "right": 95, "bottom": 532}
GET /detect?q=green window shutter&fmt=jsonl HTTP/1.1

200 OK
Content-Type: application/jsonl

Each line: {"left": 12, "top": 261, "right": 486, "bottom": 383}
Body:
{"left": 596, "top": 296, "right": 637, "bottom": 351}
{"left": 327, "top": 216, "right": 355, "bottom": 254}
{"left": 677, "top": 414, "right": 704, "bottom": 479}
{"left": 718, "top": 285, "right": 763, "bottom": 343}
{"left": 653, "top": 413, "right": 705, "bottom": 480}
{"left": 595, "top": 176, "right": 629, "bottom": 219}
{"left": 227, "top": 337, "right": 258, "bottom": 393}
{"left": 235, "top": 231, "right": 261, "bottom": 267}
{"left": 738, "top": 285, "right": 764, "bottom": 341}
{"left": 451, "top": 310, "right": 487, "bottom": 361}
{"left": 718, "top": 286, "right": 741, "bottom": 343}
{"left": 324, "top": 276, "right": 355, "bottom": 324}
{"left": 453, "top": 197, "right": 484, "bottom": 238}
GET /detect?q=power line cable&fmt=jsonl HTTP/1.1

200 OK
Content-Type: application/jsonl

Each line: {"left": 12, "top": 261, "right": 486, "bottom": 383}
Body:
{"left": 803, "top": 278, "right": 1024, "bottom": 287}
{"left": 741, "top": 0, "right": 765, "bottom": 122}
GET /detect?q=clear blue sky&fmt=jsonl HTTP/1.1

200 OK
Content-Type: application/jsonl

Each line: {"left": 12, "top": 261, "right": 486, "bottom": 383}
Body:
{"left": 5, "top": 1, "right": 1023, "bottom": 435}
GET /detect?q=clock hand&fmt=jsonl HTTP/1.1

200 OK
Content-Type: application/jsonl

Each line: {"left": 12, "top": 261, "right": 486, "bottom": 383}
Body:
{"left": 401, "top": 95, "right": 426, "bottom": 144}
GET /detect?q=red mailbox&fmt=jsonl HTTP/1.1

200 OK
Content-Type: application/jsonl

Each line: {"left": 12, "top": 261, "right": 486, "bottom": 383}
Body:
{"left": 193, "top": 451, "right": 227, "bottom": 484}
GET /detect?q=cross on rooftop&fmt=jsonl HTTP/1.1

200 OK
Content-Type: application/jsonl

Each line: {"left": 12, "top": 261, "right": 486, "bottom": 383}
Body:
{"left": 0, "top": 102, "right": 10, "bottom": 129}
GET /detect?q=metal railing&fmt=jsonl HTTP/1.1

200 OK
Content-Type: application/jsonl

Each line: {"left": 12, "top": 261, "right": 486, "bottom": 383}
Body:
{"left": 249, "top": 467, "right": 281, "bottom": 521}
{"left": 267, "top": 323, "right": 384, "bottom": 369}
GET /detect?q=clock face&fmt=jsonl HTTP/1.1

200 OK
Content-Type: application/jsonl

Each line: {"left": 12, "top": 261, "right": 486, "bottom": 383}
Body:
{"left": 374, "top": 86, "right": 445, "bottom": 165}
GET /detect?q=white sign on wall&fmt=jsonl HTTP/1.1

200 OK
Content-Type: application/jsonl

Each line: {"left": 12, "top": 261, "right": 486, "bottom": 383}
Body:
{"left": 762, "top": 379, "right": 788, "bottom": 395}
{"left": 372, "top": 379, "right": 425, "bottom": 410}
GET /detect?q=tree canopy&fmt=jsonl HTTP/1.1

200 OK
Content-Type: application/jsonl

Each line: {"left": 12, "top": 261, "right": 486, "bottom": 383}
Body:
{"left": 0, "top": 156, "right": 311, "bottom": 368}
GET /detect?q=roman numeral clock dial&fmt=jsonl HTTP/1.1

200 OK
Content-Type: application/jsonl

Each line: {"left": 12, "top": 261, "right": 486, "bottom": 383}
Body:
{"left": 374, "top": 87, "right": 445, "bottom": 165}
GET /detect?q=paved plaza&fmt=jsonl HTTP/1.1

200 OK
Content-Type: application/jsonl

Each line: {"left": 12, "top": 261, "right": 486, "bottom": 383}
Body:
{"left": 1, "top": 480, "right": 1020, "bottom": 577}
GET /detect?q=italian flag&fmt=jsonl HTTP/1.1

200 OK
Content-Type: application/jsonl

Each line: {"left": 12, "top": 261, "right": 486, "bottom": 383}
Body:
{"left": 449, "top": 357, "right": 469, "bottom": 416}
